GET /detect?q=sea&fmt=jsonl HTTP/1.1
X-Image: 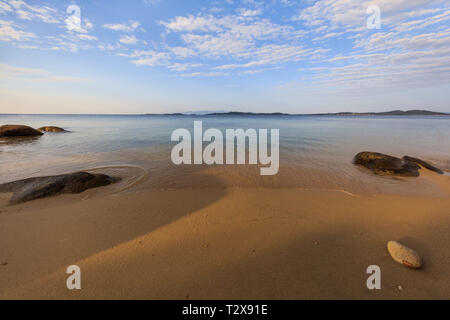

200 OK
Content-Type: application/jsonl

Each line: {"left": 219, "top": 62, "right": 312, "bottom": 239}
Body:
{"left": 1, "top": 114, "right": 449, "bottom": 196}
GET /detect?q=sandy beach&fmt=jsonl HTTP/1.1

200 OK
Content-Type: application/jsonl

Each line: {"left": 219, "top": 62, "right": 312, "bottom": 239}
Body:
{"left": 1, "top": 167, "right": 449, "bottom": 300}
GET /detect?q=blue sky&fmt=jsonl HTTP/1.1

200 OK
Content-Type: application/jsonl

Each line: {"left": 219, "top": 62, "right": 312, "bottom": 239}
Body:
{"left": 0, "top": 0, "right": 449, "bottom": 114}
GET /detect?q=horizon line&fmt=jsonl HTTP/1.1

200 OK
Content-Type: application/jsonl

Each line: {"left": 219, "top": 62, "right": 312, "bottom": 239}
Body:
{"left": 1, "top": 109, "right": 449, "bottom": 116}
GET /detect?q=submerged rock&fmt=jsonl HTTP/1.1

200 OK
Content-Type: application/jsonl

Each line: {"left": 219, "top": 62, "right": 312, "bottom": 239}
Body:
{"left": 0, "top": 172, "right": 120, "bottom": 205}
{"left": 387, "top": 241, "right": 422, "bottom": 269}
{"left": 402, "top": 156, "right": 444, "bottom": 175}
{"left": 37, "top": 126, "right": 67, "bottom": 133}
{"left": 353, "top": 152, "right": 420, "bottom": 176}
{"left": 0, "top": 125, "right": 43, "bottom": 137}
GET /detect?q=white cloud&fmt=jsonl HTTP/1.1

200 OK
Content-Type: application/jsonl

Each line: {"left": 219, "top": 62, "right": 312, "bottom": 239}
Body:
{"left": 0, "top": 63, "right": 48, "bottom": 76}
{"left": 293, "top": 0, "right": 448, "bottom": 29}
{"left": 129, "top": 50, "right": 169, "bottom": 66}
{"left": 312, "top": 31, "right": 344, "bottom": 42}
{"left": 305, "top": 34, "right": 450, "bottom": 93}
{"left": 237, "top": 8, "right": 262, "bottom": 17}
{"left": 241, "top": 69, "right": 263, "bottom": 74}
{"left": 393, "top": 10, "right": 450, "bottom": 33}
{"left": 0, "top": 63, "right": 92, "bottom": 83}
{"left": 157, "top": 12, "right": 307, "bottom": 69}
{"left": 111, "top": 9, "right": 321, "bottom": 76}
{"left": 7, "top": 0, "right": 59, "bottom": 24}
{"left": 98, "top": 43, "right": 121, "bottom": 52}
{"left": 0, "top": 1, "right": 13, "bottom": 13}
{"left": 85, "top": 20, "right": 93, "bottom": 30}
{"left": 214, "top": 44, "right": 317, "bottom": 69}
{"left": 180, "top": 33, "right": 253, "bottom": 57}
{"left": 0, "top": 19, "right": 34, "bottom": 41}
{"left": 162, "top": 14, "right": 292, "bottom": 39}
{"left": 279, "top": 0, "right": 450, "bottom": 97}
{"left": 119, "top": 35, "right": 138, "bottom": 45}
{"left": 161, "top": 15, "right": 222, "bottom": 33}
{"left": 170, "top": 46, "right": 196, "bottom": 58}
{"left": 168, "top": 62, "right": 203, "bottom": 71}
{"left": 180, "top": 71, "right": 227, "bottom": 77}
{"left": 78, "top": 34, "right": 97, "bottom": 41}
{"left": 103, "top": 21, "right": 141, "bottom": 32}
{"left": 354, "top": 28, "right": 450, "bottom": 52}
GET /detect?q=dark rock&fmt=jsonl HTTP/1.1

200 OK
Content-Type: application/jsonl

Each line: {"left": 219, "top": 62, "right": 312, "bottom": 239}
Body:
{"left": 402, "top": 156, "right": 444, "bottom": 175}
{"left": 353, "top": 152, "right": 420, "bottom": 176}
{"left": 0, "top": 172, "right": 120, "bottom": 205}
{"left": 37, "top": 126, "right": 67, "bottom": 133}
{"left": 0, "top": 125, "right": 43, "bottom": 137}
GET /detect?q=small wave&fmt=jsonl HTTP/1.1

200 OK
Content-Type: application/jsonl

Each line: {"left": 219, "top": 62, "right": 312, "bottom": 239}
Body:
{"left": 84, "top": 165, "right": 148, "bottom": 195}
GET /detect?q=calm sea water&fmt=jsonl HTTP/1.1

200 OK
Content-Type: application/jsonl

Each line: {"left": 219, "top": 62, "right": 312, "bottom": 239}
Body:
{"left": 1, "top": 114, "right": 449, "bottom": 195}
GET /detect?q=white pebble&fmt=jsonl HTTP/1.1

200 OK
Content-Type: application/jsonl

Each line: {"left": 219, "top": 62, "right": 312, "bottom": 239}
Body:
{"left": 387, "top": 241, "right": 422, "bottom": 269}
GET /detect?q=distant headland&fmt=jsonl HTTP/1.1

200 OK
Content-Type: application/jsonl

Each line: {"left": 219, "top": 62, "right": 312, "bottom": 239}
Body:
{"left": 145, "top": 110, "right": 449, "bottom": 117}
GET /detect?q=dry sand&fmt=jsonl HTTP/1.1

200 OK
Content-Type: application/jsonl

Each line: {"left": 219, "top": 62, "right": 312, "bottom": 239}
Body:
{"left": 0, "top": 169, "right": 449, "bottom": 299}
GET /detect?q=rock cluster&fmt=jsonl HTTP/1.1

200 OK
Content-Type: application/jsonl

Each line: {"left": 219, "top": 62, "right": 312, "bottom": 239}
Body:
{"left": 1, "top": 124, "right": 68, "bottom": 137}
{"left": 353, "top": 151, "right": 443, "bottom": 176}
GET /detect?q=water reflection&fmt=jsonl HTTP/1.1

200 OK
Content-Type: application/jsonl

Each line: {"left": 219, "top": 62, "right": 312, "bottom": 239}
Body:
{"left": 0, "top": 135, "right": 42, "bottom": 146}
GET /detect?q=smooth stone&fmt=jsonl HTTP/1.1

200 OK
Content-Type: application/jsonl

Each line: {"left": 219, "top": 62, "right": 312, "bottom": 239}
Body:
{"left": 37, "top": 126, "right": 67, "bottom": 133}
{"left": 387, "top": 241, "right": 422, "bottom": 269}
{"left": 353, "top": 152, "right": 420, "bottom": 176}
{"left": 0, "top": 172, "right": 120, "bottom": 205}
{"left": 0, "top": 125, "right": 43, "bottom": 137}
{"left": 402, "top": 156, "right": 444, "bottom": 175}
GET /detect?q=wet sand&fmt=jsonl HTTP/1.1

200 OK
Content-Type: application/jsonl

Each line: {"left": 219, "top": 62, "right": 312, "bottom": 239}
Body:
{"left": 0, "top": 168, "right": 449, "bottom": 299}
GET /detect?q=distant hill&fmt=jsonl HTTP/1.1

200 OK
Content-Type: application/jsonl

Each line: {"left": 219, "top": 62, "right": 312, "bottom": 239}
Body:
{"left": 183, "top": 110, "right": 229, "bottom": 115}
{"left": 207, "top": 112, "right": 288, "bottom": 116}
{"left": 313, "top": 110, "right": 449, "bottom": 116}
{"left": 145, "top": 110, "right": 448, "bottom": 116}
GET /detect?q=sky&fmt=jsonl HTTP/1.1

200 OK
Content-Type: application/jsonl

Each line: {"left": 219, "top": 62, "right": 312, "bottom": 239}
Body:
{"left": 0, "top": 0, "right": 449, "bottom": 114}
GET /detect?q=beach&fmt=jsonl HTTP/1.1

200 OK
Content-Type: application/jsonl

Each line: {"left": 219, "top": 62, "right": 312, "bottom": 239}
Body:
{"left": 1, "top": 166, "right": 449, "bottom": 299}
{"left": 2, "top": 0, "right": 449, "bottom": 304}
{"left": 1, "top": 114, "right": 450, "bottom": 299}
